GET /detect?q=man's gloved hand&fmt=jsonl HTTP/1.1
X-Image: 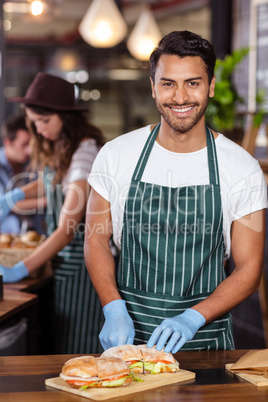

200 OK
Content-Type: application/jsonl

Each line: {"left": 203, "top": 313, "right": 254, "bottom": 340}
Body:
{"left": 147, "top": 308, "right": 206, "bottom": 353}
{"left": 99, "top": 299, "right": 135, "bottom": 350}
{"left": 0, "top": 261, "right": 29, "bottom": 283}
{"left": 0, "top": 188, "right": 25, "bottom": 222}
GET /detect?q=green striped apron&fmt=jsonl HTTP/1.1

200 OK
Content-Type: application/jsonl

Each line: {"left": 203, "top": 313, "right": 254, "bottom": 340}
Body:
{"left": 117, "top": 124, "right": 235, "bottom": 351}
{"left": 43, "top": 167, "right": 104, "bottom": 354}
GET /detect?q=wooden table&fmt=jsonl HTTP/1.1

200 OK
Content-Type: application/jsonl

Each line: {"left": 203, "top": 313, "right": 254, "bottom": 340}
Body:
{"left": 4, "top": 261, "right": 53, "bottom": 293}
{"left": 0, "top": 263, "right": 54, "bottom": 354}
{"left": 0, "top": 287, "right": 37, "bottom": 323}
{"left": 0, "top": 350, "right": 268, "bottom": 401}
{"left": 0, "top": 288, "right": 39, "bottom": 355}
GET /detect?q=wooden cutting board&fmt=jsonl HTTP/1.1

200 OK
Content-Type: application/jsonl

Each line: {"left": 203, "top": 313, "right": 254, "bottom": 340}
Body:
{"left": 45, "top": 369, "right": 195, "bottom": 400}
{"left": 225, "top": 364, "right": 268, "bottom": 387}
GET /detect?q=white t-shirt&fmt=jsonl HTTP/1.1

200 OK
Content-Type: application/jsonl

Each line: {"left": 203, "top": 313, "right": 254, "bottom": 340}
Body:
{"left": 62, "top": 138, "right": 99, "bottom": 193}
{"left": 88, "top": 125, "right": 268, "bottom": 259}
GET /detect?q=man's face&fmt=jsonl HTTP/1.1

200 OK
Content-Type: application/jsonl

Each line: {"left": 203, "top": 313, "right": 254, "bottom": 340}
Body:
{"left": 5, "top": 129, "right": 31, "bottom": 164}
{"left": 151, "top": 55, "right": 215, "bottom": 134}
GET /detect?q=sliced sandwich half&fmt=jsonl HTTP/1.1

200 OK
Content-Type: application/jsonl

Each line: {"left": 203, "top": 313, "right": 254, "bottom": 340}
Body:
{"left": 60, "top": 355, "right": 132, "bottom": 388}
{"left": 101, "top": 344, "right": 144, "bottom": 373}
{"left": 138, "top": 344, "right": 180, "bottom": 374}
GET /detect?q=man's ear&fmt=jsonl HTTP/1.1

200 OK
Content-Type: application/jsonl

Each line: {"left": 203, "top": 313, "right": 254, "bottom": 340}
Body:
{"left": 150, "top": 77, "right": 156, "bottom": 99}
{"left": 209, "top": 75, "right": 216, "bottom": 98}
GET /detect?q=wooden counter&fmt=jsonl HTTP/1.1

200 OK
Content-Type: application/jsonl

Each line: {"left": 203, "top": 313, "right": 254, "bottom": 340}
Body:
{"left": 0, "top": 288, "right": 37, "bottom": 323}
{"left": 0, "top": 350, "right": 268, "bottom": 401}
{"left": 4, "top": 262, "right": 53, "bottom": 293}
{"left": 0, "top": 263, "right": 54, "bottom": 354}
{"left": 1, "top": 262, "right": 53, "bottom": 324}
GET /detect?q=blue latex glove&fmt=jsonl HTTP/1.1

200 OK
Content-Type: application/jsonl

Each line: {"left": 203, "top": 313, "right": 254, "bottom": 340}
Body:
{"left": 0, "top": 261, "right": 29, "bottom": 283}
{"left": 0, "top": 188, "right": 25, "bottom": 222}
{"left": 99, "top": 299, "right": 135, "bottom": 350}
{"left": 147, "top": 308, "right": 206, "bottom": 353}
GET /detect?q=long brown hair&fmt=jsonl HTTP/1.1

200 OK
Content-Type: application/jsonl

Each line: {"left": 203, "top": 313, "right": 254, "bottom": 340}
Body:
{"left": 26, "top": 105, "right": 105, "bottom": 184}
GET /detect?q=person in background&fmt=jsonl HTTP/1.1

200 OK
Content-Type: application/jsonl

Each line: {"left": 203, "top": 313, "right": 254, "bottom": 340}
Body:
{"left": 0, "top": 115, "right": 31, "bottom": 233}
{"left": 84, "top": 31, "right": 267, "bottom": 352}
{"left": 0, "top": 72, "right": 105, "bottom": 354}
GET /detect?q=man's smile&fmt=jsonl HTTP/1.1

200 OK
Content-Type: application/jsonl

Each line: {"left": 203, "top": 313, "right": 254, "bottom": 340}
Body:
{"left": 170, "top": 106, "right": 195, "bottom": 114}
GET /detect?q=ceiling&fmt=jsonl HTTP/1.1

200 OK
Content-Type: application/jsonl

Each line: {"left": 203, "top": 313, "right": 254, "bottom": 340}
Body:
{"left": 3, "top": 0, "right": 211, "bottom": 44}
{"left": 2, "top": 0, "right": 212, "bottom": 139}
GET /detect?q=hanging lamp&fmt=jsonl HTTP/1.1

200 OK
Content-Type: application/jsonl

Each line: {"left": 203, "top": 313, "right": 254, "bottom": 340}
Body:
{"left": 127, "top": 6, "right": 162, "bottom": 61}
{"left": 78, "top": 0, "right": 127, "bottom": 48}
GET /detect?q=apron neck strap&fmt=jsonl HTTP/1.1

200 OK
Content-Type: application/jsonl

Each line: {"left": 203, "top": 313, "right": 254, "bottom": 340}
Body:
{"left": 206, "top": 126, "right": 220, "bottom": 185}
{"left": 132, "top": 123, "right": 220, "bottom": 186}
{"left": 132, "top": 123, "right": 160, "bottom": 181}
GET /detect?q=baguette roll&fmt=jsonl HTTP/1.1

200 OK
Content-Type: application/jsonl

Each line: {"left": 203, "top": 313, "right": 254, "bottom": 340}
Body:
{"left": 60, "top": 356, "right": 132, "bottom": 389}
{"left": 101, "top": 344, "right": 180, "bottom": 374}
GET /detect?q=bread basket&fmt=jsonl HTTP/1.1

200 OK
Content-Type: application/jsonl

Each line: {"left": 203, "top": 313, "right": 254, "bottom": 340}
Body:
{"left": 0, "top": 233, "right": 46, "bottom": 277}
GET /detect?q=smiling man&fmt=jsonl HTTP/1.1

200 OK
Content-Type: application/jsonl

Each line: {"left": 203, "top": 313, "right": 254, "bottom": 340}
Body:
{"left": 84, "top": 31, "right": 268, "bottom": 352}
{"left": 152, "top": 55, "right": 212, "bottom": 138}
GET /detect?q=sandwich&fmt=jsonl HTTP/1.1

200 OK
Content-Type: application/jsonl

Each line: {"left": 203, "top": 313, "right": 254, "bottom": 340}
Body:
{"left": 60, "top": 355, "right": 132, "bottom": 389}
{"left": 101, "top": 344, "right": 179, "bottom": 374}
{"left": 138, "top": 344, "right": 179, "bottom": 374}
{"left": 101, "top": 344, "right": 144, "bottom": 374}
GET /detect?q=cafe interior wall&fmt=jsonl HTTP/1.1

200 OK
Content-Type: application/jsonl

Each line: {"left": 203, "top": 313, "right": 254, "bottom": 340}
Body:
{"left": 3, "top": 0, "right": 211, "bottom": 141}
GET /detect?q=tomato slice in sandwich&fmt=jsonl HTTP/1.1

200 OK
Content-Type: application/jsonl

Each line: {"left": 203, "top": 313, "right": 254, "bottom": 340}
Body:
{"left": 126, "top": 360, "right": 139, "bottom": 365}
{"left": 107, "top": 374, "right": 128, "bottom": 381}
{"left": 156, "top": 360, "right": 175, "bottom": 364}
{"left": 66, "top": 379, "right": 96, "bottom": 387}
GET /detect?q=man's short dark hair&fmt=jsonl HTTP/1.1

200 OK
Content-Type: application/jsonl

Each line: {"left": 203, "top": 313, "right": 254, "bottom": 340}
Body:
{"left": 150, "top": 30, "right": 216, "bottom": 84}
{"left": 1, "top": 114, "right": 28, "bottom": 142}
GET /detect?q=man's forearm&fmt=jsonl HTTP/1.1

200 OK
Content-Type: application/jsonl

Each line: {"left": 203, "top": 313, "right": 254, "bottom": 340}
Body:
{"left": 84, "top": 238, "right": 121, "bottom": 307}
{"left": 192, "top": 263, "right": 262, "bottom": 323}
{"left": 194, "top": 210, "right": 265, "bottom": 324}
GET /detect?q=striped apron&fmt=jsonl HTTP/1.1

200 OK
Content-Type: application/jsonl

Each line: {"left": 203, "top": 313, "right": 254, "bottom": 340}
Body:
{"left": 43, "top": 167, "right": 104, "bottom": 354}
{"left": 117, "top": 124, "right": 234, "bottom": 351}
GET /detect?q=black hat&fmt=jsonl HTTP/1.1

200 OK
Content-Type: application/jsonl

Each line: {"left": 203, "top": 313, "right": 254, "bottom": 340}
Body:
{"left": 9, "top": 72, "right": 87, "bottom": 111}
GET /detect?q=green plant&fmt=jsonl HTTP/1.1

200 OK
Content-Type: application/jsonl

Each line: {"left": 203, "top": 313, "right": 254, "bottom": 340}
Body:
{"left": 206, "top": 47, "right": 250, "bottom": 133}
{"left": 253, "top": 88, "right": 266, "bottom": 127}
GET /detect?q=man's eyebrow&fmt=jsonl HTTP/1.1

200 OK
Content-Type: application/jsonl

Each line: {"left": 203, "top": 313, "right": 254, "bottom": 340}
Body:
{"left": 160, "top": 76, "right": 203, "bottom": 82}
{"left": 160, "top": 77, "right": 176, "bottom": 82}
{"left": 185, "top": 76, "right": 202, "bottom": 82}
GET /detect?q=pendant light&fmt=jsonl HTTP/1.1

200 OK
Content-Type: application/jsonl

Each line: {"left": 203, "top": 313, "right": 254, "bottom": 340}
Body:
{"left": 127, "top": 6, "right": 162, "bottom": 61}
{"left": 78, "top": 0, "right": 127, "bottom": 48}
{"left": 31, "top": 1, "right": 44, "bottom": 16}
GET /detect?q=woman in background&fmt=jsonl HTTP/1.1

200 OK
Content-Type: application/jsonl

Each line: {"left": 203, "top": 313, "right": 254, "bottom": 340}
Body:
{"left": 0, "top": 72, "right": 105, "bottom": 354}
